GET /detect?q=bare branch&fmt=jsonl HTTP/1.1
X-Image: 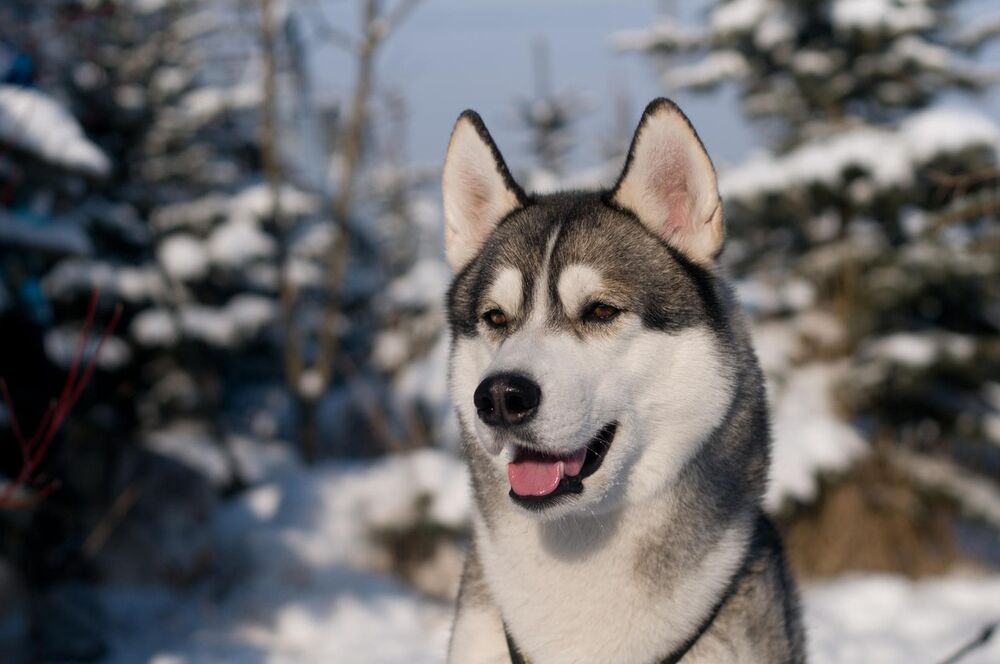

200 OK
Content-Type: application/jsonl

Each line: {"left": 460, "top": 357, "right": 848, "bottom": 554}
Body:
{"left": 0, "top": 291, "right": 122, "bottom": 510}
{"left": 379, "top": 0, "right": 423, "bottom": 41}
{"left": 302, "top": 0, "right": 359, "bottom": 53}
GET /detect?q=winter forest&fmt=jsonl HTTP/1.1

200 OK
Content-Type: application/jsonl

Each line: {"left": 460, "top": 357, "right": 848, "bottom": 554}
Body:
{"left": 0, "top": 0, "right": 999, "bottom": 661}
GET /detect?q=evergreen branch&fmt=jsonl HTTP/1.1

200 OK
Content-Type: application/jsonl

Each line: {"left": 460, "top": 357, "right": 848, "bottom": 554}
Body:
{"left": 887, "top": 448, "right": 1000, "bottom": 530}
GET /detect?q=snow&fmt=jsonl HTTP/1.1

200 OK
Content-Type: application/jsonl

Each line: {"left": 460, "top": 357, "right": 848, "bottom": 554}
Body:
{"left": 297, "top": 369, "right": 325, "bottom": 399}
{"left": 748, "top": 311, "right": 866, "bottom": 512}
{"left": 153, "top": 185, "right": 316, "bottom": 233}
{"left": 957, "top": 14, "right": 1000, "bottom": 49}
{"left": 290, "top": 222, "right": 336, "bottom": 259}
{"left": 43, "top": 326, "right": 132, "bottom": 371}
{"left": 44, "top": 260, "right": 166, "bottom": 303}
{"left": 863, "top": 332, "right": 975, "bottom": 369}
{"left": 98, "top": 449, "right": 467, "bottom": 662}
{"left": 893, "top": 35, "right": 951, "bottom": 71}
{"left": 805, "top": 574, "right": 1000, "bottom": 663}
{"left": 284, "top": 257, "right": 323, "bottom": 288}
{"left": 831, "top": 0, "right": 935, "bottom": 35}
{"left": 89, "top": 448, "right": 1000, "bottom": 663}
{"left": 145, "top": 425, "right": 235, "bottom": 488}
{"left": 151, "top": 195, "right": 228, "bottom": 233}
{"left": 720, "top": 108, "right": 999, "bottom": 201}
{"left": 179, "top": 81, "right": 261, "bottom": 123}
{"left": 892, "top": 449, "right": 1000, "bottom": 529}
{"left": 131, "top": 308, "right": 179, "bottom": 347}
{"left": 177, "top": 296, "right": 275, "bottom": 348}
{"left": 0, "top": 85, "right": 110, "bottom": 176}
{"left": 208, "top": 219, "right": 276, "bottom": 267}
{"left": 902, "top": 107, "right": 1000, "bottom": 163}
{"left": 393, "top": 335, "right": 459, "bottom": 449}
{"left": 754, "top": 13, "right": 795, "bottom": 49}
{"left": 736, "top": 276, "right": 817, "bottom": 316}
{"left": 711, "top": 0, "right": 770, "bottom": 34}
{"left": 385, "top": 259, "right": 450, "bottom": 309}
{"left": 180, "top": 306, "right": 238, "bottom": 347}
{"left": 158, "top": 234, "right": 210, "bottom": 281}
{"left": 792, "top": 50, "right": 838, "bottom": 77}
{"left": 228, "top": 183, "right": 319, "bottom": 226}
{"left": 144, "top": 425, "right": 297, "bottom": 489}
{"left": 610, "top": 19, "right": 706, "bottom": 52}
{"left": 766, "top": 361, "right": 867, "bottom": 511}
{"left": 666, "top": 51, "right": 750, "bottom": 89}
{"left": 226, "top": 294, "right": 276, "bottom": 331}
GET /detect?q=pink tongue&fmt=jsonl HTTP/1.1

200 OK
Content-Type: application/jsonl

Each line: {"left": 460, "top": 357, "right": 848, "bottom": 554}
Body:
{"left": 508, "top": 448, "right": 588, "bottom": 497}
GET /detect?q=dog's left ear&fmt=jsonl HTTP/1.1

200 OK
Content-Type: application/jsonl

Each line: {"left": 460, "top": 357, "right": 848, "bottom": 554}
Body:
{"left": 611, "top": 99, "right": 723, "bottom": 265}
{"left": 442, "top": 110, "right": 527, "bottom": 272}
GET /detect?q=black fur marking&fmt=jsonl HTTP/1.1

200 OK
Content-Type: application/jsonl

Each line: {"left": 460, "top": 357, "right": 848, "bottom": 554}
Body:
{"left": 660, "top": 244, "right": 732, "bottom": 339}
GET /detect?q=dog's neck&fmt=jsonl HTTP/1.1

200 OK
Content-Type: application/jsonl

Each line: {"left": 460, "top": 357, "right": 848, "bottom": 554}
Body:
{"left": 471, "top": 479, "right": 756, "bottom": 663}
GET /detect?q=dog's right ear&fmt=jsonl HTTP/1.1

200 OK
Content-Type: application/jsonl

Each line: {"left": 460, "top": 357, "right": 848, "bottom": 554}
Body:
{"left": 442, "top": 111, "right": 526, "bottom": 272}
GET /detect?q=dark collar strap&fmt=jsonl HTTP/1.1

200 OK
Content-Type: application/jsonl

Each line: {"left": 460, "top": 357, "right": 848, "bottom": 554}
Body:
{"left": 503, "top": 544, "right": 751, "bottom": 664}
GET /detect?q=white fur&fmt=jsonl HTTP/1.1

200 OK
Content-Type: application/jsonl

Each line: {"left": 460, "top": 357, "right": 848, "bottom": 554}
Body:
{"left": 472, "top": 506, "right": 753, "bottom": 664}
{"left": 451, "top": 335, "right": 502, "bottom": 454}
{"left": 442, "top": 117, "right": 521, "bottom": 271}
{"left": 486, "top": 266, "right": 524, "bottom": 319}
{"left": 556, "top": 263, "right": 604, "bottom": 318}
{"left": 612, "top": 104, "right": 723, "bottom": 264}
{"left": 448, "top": 602, "right": 508, "bottom": 663}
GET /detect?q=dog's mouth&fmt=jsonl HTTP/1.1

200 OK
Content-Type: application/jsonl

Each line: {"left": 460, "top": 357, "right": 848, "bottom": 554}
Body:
{"left": 507, "top": 422, "right": 618, "bottom": 510}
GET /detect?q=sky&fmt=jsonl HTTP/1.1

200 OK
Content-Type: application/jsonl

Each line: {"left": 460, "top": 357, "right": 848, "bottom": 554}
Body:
{"left": 309, "top": 0, "right": 758, "bottom": 175}
{"left": 308, "top": 0, "right": 1000, "bottom": 177}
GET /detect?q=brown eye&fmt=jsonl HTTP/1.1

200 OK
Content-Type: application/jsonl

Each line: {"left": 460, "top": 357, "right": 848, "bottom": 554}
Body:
{"left": 584, "top": 303, "right": 620, "bottom": 323}
{"left": 483, "top": 308, "right": 508, "bottom": 329}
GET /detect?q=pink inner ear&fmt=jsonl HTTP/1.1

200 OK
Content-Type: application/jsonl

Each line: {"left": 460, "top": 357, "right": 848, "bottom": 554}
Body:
{"left": 465, "top": 178, "right": 491, "bottom": 216}
{"left": 647, "top": 145, "right": 694, "bottom": 241}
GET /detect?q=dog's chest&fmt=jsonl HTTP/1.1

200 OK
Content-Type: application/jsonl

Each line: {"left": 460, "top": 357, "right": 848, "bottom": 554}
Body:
{"left": 476, "top": 514, "right": 724, "bottom": 664}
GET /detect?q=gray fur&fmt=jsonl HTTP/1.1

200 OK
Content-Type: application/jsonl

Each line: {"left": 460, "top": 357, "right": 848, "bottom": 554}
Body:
{"left": 446, "top": 99, "right": 805, "bottom": 664}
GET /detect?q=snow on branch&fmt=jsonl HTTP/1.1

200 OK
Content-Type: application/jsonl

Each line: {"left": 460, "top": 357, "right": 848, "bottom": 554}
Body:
{"left": 665, "top": 51, "right": 750, "bottom": 89}
{"left": 889, "top": 448, "right": 1000, "bottom": 531}
{"left": 711, "top": 0, "right": 771, "bottom": 35}
{"left": 720, "top": 108, "right": 999, "bottom": 201}
{"left": 0, "top": 85, "right": 110, "bottom": 177}
{"left": 611, "top": 19, "right": 707, "bottom": 53}
{"left": 831, "top": 0, "right": 934, "bottom": 36}
{"left": 954, "top": 14, "right": 1000, "bottom": 50}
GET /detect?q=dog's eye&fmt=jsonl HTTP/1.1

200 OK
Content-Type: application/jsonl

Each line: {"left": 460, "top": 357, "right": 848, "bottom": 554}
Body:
{"left": 482, "top": 308, "right": 508, "bottom": 329}
{"left": 583, "top": 303, "right": 621, "bottom": 323}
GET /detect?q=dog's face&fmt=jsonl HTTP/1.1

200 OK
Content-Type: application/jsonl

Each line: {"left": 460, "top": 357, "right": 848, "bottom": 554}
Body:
{"left": 443, "top": 100, "right": 736, "bottom": 520}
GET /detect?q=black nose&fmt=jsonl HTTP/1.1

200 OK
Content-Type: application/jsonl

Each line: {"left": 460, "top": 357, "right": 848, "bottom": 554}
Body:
{"left": 474, "top": 373, "right": 541, "bottom": 427}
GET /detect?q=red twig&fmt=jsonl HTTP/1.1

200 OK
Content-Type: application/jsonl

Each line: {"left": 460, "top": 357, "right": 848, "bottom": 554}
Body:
{"left": 0, "top": 290, "right": 122, "bottom": 510}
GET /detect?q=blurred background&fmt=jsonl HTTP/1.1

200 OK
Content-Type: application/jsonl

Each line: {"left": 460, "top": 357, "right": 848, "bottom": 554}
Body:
{"left": 0, "top": 0, "right": 998, "bottom": 661}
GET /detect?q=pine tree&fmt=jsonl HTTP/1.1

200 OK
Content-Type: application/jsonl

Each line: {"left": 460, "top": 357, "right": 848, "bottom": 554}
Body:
{"left": 617, "top": 0, "right": 1000, "bottom": 573}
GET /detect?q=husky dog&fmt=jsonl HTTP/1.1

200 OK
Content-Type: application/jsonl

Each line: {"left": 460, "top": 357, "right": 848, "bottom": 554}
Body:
{"left": 443, "top": 99, "right": 805, "bottom": 664}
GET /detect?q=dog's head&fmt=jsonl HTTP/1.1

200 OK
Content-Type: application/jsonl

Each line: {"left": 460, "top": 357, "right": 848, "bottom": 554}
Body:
{"left": 444, "top": 99, "right": 738, "bottom": 520}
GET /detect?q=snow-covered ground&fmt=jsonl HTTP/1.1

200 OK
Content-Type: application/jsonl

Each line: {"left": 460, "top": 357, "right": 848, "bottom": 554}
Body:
{"left": 86, "top": 450, "right": 1000, "bottom": 664}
